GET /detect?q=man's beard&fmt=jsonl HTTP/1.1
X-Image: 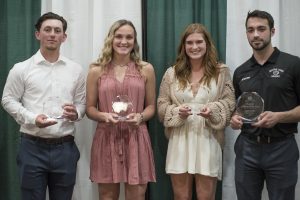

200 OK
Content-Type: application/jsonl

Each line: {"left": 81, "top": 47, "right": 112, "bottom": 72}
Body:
{"left": 249, "top": 37, "right": 271, "bottom": 51}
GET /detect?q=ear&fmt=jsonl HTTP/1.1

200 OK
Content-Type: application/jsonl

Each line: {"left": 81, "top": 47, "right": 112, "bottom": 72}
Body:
{"left": 271, "top": 28, "right": 275, "bottom": 36}
{"left": 35, "top": 31, "right": 41, "bottom": 40}
{"left": 62, "top": 33, "right": 67, "bottom": 42}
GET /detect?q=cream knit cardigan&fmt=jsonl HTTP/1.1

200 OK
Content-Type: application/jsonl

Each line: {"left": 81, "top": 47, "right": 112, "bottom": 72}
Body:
{"left": 157, "top": 64, "right": 236, "bottom": 148}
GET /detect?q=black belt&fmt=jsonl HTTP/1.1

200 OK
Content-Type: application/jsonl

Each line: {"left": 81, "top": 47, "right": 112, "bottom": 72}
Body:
{"left": 21, "top": 132, "right": 74, "bottom": 145}
{"left": 242, "top": 134, "right": 294, "bottom": 144}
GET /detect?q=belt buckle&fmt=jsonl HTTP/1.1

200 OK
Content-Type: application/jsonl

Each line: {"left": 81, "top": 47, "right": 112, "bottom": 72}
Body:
{"left": 257, "top": 135, "right": 271, "bottom": 144}
{"left": 257, "top": 135, "right": 261, "bottom": 143}
{"left": 45, "top": 138, "right": 62, "bottom": 145}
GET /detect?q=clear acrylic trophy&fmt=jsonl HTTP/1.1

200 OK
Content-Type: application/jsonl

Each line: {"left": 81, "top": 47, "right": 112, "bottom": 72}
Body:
{"left": 236, "top": 92, "right": 264, "bottom": 123}
{"left": 112, "top": 95, "right": 133, "bottom": 121}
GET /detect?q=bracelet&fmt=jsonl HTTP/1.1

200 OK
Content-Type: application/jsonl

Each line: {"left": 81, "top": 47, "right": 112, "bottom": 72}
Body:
{"left": 140, "top": 112, "right": 144, "bottom": 122}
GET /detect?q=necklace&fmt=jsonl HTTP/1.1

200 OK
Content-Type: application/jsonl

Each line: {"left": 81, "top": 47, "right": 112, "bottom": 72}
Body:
{"left": 111, "top": 61, "right": 129, "bottom": 68}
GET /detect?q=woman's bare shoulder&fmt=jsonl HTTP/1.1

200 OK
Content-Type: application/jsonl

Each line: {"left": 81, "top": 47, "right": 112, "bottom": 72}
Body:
{"left": 88, "top": 64, "right": 104, "bottom": 79}
{"left": 140, "top": 61, "right": 154, "bottom": 73}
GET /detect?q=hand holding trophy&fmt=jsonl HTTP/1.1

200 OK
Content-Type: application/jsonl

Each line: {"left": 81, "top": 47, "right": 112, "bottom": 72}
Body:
{"left": 236, "top": 92, "right": 264, "bottom": 123}
{"left": 112, "top": 95, "right": 133, "bottom": 121}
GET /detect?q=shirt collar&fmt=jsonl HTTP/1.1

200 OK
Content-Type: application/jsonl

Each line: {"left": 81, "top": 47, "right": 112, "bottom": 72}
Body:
{"left": 250, "top": 47, "right": 280, "bottom": 66}
{"left": 33, "top": 50, "right": 67, "bottom": 65}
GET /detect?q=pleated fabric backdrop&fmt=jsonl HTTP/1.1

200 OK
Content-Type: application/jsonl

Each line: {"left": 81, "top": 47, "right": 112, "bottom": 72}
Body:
{"left": 0, "top": 1, "right": 41, "bottom": 200}
{"left": 1, "top": 0, "right": 300, "bottom": 199}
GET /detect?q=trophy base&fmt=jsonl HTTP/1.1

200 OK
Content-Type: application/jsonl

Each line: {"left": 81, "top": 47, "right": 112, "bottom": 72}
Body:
{"left": 46, "top": 115, "right": 64, "bottom": 120}
{"left": 242, "top": 117, "right": 257, "bottom": 124}
{"left": 55, "top": 115, "right": 64, "bottom": 119}
{"left": 114, "top": 116, "right": 129, "bottom": 121}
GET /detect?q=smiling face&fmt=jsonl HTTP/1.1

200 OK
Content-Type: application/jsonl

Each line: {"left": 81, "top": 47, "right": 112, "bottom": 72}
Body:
{"left": 35, "top": 19, "right": 67, "bottom": 52}
{"left": 112, "top": 24, "right": 135, "bottom": 57}
{"left": 246, "top": 17, "right": 274, "bottom": 51}
{"left": 185, "top": 32, "right": 207, "bottom": 61}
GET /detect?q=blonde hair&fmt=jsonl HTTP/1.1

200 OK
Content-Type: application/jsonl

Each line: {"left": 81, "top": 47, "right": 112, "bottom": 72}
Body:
{"left": 174, "top": 23, "right": 220, "bottom": 89}
{"left": 92, "top": 19, "right": 142, "bottom": 70}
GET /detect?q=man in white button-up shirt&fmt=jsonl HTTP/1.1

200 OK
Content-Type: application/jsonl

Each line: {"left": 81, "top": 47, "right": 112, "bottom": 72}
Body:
{"left": 1, "top": 12, "right": 86, "bottom": 200}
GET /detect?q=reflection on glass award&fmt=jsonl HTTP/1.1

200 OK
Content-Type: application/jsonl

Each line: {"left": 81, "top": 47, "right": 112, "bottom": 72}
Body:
{"left": 112, "top": 95, "right": 133, "bottom": 121}
{"left": 43, "top": 96, "right": 64, "bottom": 121}
{"left": 236, "top": 92, "right": 264, "bottom": 123}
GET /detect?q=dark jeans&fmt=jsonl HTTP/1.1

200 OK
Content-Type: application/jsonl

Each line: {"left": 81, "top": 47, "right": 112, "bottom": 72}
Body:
{"left": 17, "top": 134, "right": 80, "bottom": 200}
{"left": 234, "top": 134, "right": 299, "bottom": 200}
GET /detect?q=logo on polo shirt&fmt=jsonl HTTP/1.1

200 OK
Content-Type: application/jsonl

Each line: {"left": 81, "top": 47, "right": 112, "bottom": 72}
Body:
{"left": 269, "top": 68, "right": 284, "bottom": 78}
{"left": 241, "top": 76, "right": 250, "bottom": 82}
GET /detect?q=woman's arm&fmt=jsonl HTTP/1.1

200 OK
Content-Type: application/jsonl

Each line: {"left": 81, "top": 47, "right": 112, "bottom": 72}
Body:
{"left": 157, "top": 67, "right": 185, "bottom": 128}
{"left": 86, "top": 66, "right": 118, "bottom": 123}
{"left": 206, "top": 67, "right": 236, "bottom": 130}
{"left": 141, "top": 62, "right": 156, "bottom": 122}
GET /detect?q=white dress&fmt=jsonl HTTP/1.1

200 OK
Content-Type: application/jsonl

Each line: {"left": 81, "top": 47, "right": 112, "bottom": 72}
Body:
{"left": 165, "top": 80, "right": 222, "bottom": 180}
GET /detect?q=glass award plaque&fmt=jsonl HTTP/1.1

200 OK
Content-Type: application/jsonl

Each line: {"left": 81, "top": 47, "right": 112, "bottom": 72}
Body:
{"left": 236, "top": 92, "right": 264, "bottom": 123}
{"left": 112, "top": 95, "right": 133, "bottom": 121}
{"left": 43, "top": 96, "right": 64, "bottom": 121}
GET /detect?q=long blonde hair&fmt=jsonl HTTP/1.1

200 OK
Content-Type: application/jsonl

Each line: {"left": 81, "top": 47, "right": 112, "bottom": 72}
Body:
{"left": 92, "top": 19, "right": 142, "bottom": 70}
{"left": 174, "top": 23, "right": 220, "bottom": 89}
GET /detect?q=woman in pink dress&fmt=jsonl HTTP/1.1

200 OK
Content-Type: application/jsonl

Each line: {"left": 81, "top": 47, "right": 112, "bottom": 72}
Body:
{"left": 86, "top": 20, "right": 156, "bottom": 200}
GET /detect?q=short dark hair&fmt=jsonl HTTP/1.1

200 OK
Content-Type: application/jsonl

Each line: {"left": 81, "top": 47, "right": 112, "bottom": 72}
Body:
{"left": 35, "top": 12, "right": 67, "bottom": 32}
{"left": 245, "top": 10, "right": 274, "bottom": 29}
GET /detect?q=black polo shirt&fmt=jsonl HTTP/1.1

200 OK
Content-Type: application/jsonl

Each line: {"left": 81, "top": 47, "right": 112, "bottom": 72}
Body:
{"left": 233, "top": 47, "right": 300, "bottom": 137}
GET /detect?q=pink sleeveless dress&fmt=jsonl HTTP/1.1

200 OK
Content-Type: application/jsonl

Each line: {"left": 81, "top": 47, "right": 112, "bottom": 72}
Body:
{"left": 90, "top": 62, "right": 156, "bottom": 184}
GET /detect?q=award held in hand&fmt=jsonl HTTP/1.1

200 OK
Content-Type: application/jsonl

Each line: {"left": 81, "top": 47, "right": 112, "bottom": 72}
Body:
{"left": 236, "top": 92, "right": 264, "bottom": 123}
{"left": 112, "top": 95, "right": 133, "bottom": 121}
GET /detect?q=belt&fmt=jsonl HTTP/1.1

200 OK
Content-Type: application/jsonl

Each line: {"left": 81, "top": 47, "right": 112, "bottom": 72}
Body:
{"left": 242, "top": 134, "right": 294, "bottom": 144}
{"left": 21, "top": 132, "right": 74, "bottom": 145}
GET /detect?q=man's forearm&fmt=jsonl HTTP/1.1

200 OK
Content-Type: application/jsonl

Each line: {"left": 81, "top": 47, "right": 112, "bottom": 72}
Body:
{"left": 277, "top": 105, "right": 300, "bottom": 123}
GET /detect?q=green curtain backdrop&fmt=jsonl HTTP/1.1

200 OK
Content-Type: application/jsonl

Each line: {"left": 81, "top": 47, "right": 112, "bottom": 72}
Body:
{"left": 145, "top": 0, "right": 227, "bottom": 199}
{"left": 0, "top": 0, "right": 41, "bottom": 199}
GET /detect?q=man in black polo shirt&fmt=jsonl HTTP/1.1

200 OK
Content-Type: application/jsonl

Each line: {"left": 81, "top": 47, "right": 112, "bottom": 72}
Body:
{"left": 230, "top": 10, "right": 300, "bottom": 200}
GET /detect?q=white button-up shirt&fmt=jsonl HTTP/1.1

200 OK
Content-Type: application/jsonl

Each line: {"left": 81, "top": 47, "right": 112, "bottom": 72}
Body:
{"left": 2, "top": 50, "right": 86, "bottom": 138}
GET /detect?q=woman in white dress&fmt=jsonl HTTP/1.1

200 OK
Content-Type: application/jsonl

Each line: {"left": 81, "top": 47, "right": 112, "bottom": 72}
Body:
{"left": 157, "top": 23, "right": 235, "bottom": 200}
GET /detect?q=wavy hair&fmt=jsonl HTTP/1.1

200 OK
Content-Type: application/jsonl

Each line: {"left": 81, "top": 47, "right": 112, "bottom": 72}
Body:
{"left": 174, "top": 23, "right": 219, "bottom": 89}
{"left": 92, "top": 19, "right": 142, "bottom": 70}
